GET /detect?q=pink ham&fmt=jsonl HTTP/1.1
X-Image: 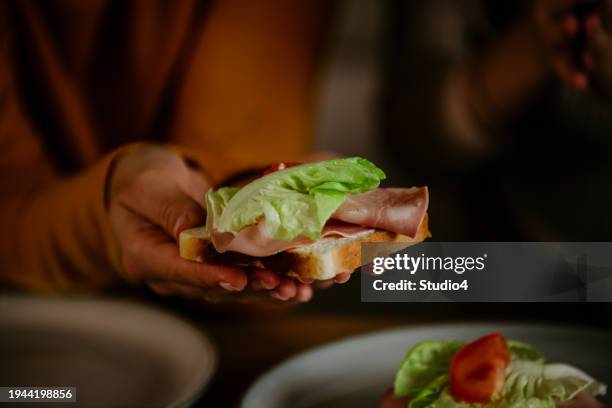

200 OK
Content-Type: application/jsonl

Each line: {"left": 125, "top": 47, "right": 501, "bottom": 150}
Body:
{"left": 210, "top": 220, "right": 373, "bottom": 257}
{"left": 210, "top": 222, "right": 312, "bottom": 257}
{"left": 332, "top": 187, "right": 428, "bottom": 238}
{"left": 209, "top": 187, "right": 428, "bottom": 257}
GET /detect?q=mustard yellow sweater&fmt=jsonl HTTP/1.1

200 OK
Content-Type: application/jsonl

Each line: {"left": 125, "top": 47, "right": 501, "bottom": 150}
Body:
{"left": 0, "top": 0, "right": 330, "bottom": 290}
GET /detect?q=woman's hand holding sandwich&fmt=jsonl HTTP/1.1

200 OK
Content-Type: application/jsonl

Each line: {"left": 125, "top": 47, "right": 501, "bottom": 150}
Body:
{"left": 107, "top": 145, "right": 316, "bottom": 303}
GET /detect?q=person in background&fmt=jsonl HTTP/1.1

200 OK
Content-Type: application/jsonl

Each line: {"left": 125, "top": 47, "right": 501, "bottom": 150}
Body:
{"left": 0, "top": 0, "right": 345, "bottom": 302}
{"left": 383, "top": 0, "right": 612, "bottom": 241}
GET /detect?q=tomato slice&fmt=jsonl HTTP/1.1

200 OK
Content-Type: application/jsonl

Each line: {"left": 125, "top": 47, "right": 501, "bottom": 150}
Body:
{"left": 262, "top": 162, "right": 302, "bottom": 176}
{"left": 449, "top": 332, "right": 509, "bottom": 403}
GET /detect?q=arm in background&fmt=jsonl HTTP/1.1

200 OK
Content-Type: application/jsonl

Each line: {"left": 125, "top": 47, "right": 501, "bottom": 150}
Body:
{"left": 383, "top": 0, "right": 595, "bottom": 171}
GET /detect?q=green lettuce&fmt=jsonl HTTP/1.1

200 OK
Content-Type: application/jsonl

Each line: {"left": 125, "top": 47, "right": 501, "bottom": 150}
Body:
{"left": 501, "top": 361, "right": 606, "bottom": 406}
{"left": 205, "top": 157, "right": 385, "bottom": 241}
{"left": 422, "top": 361, "right": 606, "bottom": 408}
{"left": 394, "top": 341, "right": 464, "bottom": 397}
{"left": 507, "top": 340, "right": 545, "bottom": 363}
{"left": 205, "top": 187, "right": 240, "bottom": 232}
{"left": 393, "top": 339, "right": 606, "bottom": 408}
{"left": 409, "top": 375, "right": 450, "bottom": 408}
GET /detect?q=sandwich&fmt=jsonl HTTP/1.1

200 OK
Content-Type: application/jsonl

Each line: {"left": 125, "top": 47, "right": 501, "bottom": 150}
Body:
{"left": 380, "top": 332, "right": 607, "bottom": 408}
{"left": 179, "top": 157, "right": 430, "bottom": 280}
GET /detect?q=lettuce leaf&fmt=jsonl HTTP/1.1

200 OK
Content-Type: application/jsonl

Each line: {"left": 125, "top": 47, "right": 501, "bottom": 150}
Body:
{"left": 423, "top": 388, "right": 554, "bottom": 408}
{"left": 501, "top": 361, "right": 606, "bottom": 405}
{"left": 205, "top": 157, "right": 385, "bottom": 241}
{"left": 507, "top": 340, "right": 545, "bottom": 363}
{"left": 409, "top": 375, "right": 450, "bottom": 408}
{"left": 394, "top": 341, "right": 465, "bottom": 397}
{"left": 205, "top": 187, "right": 240, "bottom": 232}
{"left": 392, "top": 339, "right": 606, "bottom": 408}
{"left": 413, "top": 361, "right": 606, "bottom": 408}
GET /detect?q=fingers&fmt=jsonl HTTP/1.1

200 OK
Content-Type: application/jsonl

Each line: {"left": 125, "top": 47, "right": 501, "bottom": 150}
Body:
{"left": 248, "top": 268, "right": 281, "bottom": 290}
{"left": 182, "top": 168, "right": 210, "bottom": 208}
{"left": 145, "top": 240, "right": 247, "bottom": 290}
{"left": 148, "top": 281, "right": 254, "bottom": 303}
{"left": 149, "top": 278, "right": 313, "bottom": 304}
{"left": 248, "top": 269, "right": 312, "bottom": 302}
{"left": 119, "top": 184, "right": 204, "bottom": 240}
{"left": 248, "top": 271, "right": 312, "bottom": 302}
{"left": 334, "top": 271, "right": 352, "bottom": 284}
{"left": 295, "top": 283, "right": 313, "bottom": 302}
{"left": 585, "top": 14, "right": 609, "bottom": 66}
{"left": 577, "top": 12, "right": 611, "bottom": 86}
{"left": 270, "top": 279, "right": 312, "bottom": 303}
{"left": 555, "top": 55, "right": 589, "bottom": 88}
{"left": 148, "top": 281, "right": 205, "bottom": 300}
{"left": 164, "top": 194, "right": 206, "bottom": 239}
{"left": 271, "top": 277, "right": 297, "bottom": 301}
{"left": 112, "top": 149, "right": 209, "bottom": 240}
{"left": 117, "top": 209, "right": 248, "bottom": 290}
{"left": 562, "top": 14, "right": 580, "bottom": 37}
{"left": 584, "top": 14, "right": 608, "bottom": 47}
{"left": 533, "top": 3, "right": 583, "bottom": 46}
{"left": 313, "top": 279, "right": 335, "bottom": 290}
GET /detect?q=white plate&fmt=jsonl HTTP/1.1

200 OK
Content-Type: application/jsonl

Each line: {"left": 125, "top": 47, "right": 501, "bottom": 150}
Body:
{"left": 0, "top": 295, "right": 216, "bottom": 407}
{"left": 242, "top": 323, "right": 612, "bottom": 408}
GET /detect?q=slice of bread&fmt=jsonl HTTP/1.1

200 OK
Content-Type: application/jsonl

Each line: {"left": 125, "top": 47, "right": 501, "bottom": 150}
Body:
{"left": 179, "top": 216, "right": 430, "bottom": 280}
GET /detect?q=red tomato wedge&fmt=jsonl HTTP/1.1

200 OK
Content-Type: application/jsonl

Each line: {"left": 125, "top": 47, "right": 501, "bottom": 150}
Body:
{"left": 262, "top": 162, "right": 302, "bottom": 176}
{"left": 449, "top": 332, "right": 510, "bottom": 403}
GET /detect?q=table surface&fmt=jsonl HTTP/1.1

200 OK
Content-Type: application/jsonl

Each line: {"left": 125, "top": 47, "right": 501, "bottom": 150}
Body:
{"left": 194, "top": 312, "right": 404, "bottom": 407}
{"left": 151, "top": 276, "right": 612, "bottom": 407}
{"left": 173, "top": 304, "right": 612, "bottom": 407}
{"left": 4, "top": 285, "right": 612, "bottom": 407}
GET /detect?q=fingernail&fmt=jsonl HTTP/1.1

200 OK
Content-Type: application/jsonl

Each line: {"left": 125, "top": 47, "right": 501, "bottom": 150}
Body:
{"left": 334, "top": 272, "right": 351, "bottom": 284}
{"left": 261, "top": 279, "right": 276, "bottom": 290}
{"left": 172, "top": 214, "right": 187, "bottom": 240}
{"left": 252, "top": 279, "right": 267, "bottom": 291}
{"left": 298, "top": 277, "right": 314, "bottom": 284}
{"left": 219, "top": 282, "right": 240, "bottom": 291}
{"left": 298, "top": 288, "right": 313, "bottom": 303}
{"left": 270, "top": 292, "right": 288, "bottom": 301}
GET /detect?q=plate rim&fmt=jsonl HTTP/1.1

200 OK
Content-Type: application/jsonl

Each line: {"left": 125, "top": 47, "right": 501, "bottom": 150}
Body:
{"left": 241, "top": 320, "right": 612, "bottom": 408}
{"left": 0, "top": 294, "right": 218, "bottom": 408}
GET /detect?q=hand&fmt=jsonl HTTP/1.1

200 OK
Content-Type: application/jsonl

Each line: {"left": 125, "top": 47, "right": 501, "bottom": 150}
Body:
{"left": 580, "top": 4, "right": 612, "bottom": 95}
{"left": 528, "top": 0, "right": 603, "bottom": 89}
{"left": 107, "top": 145, "right": 314, "bottom": 303}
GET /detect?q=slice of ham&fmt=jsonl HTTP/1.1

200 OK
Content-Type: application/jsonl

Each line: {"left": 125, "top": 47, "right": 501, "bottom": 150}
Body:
{"left": 209, "top": 187, "right": 428, "bottom": 257}
{"left": 210, "top": 220, "right": 372, "bottom": 257}
{"left": 210, "top": 222, "right": 312, "bottom": 257}
{"left": 333, "top": 187, "right": 428, "bottom": 238}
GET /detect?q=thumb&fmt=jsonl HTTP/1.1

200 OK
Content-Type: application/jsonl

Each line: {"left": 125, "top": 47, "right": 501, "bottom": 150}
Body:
{"left": 118, "top": 183, "right": 205, "bottom": 240}
{"left": 158, "top": 193, "right": 205, "bottom": 240}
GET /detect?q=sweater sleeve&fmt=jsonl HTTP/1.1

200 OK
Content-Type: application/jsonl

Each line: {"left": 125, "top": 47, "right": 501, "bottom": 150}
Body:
{"left": 0, "top": 46, "right": 123, "bottom": 291}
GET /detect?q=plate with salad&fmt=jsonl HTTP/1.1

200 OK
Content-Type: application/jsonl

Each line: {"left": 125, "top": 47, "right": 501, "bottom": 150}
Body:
{"left": 241, "top": 323, "right": 610, "bottom": 408}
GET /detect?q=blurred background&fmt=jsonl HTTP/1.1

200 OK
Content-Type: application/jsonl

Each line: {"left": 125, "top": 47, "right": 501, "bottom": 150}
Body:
{"left": 309, "top": 0, "right": 612, "bottom": 318}
{"left": 214, "top": 0, "right": 612, "bottom": 402}
{"left": 3, "top": 0, "right": 612, "bottom": 405}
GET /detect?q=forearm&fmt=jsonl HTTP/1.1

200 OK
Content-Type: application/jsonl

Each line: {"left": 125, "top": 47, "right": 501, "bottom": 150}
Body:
{"left": 444, "top": 22, "right": 550, "bottom": 154}
{"left": 0, "top": 152, "right": 122, "bottom": 291}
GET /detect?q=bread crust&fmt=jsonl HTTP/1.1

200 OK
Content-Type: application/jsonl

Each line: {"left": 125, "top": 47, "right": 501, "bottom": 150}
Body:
{"left": 179, "top": 215, "right": 430, "bottom": 280}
